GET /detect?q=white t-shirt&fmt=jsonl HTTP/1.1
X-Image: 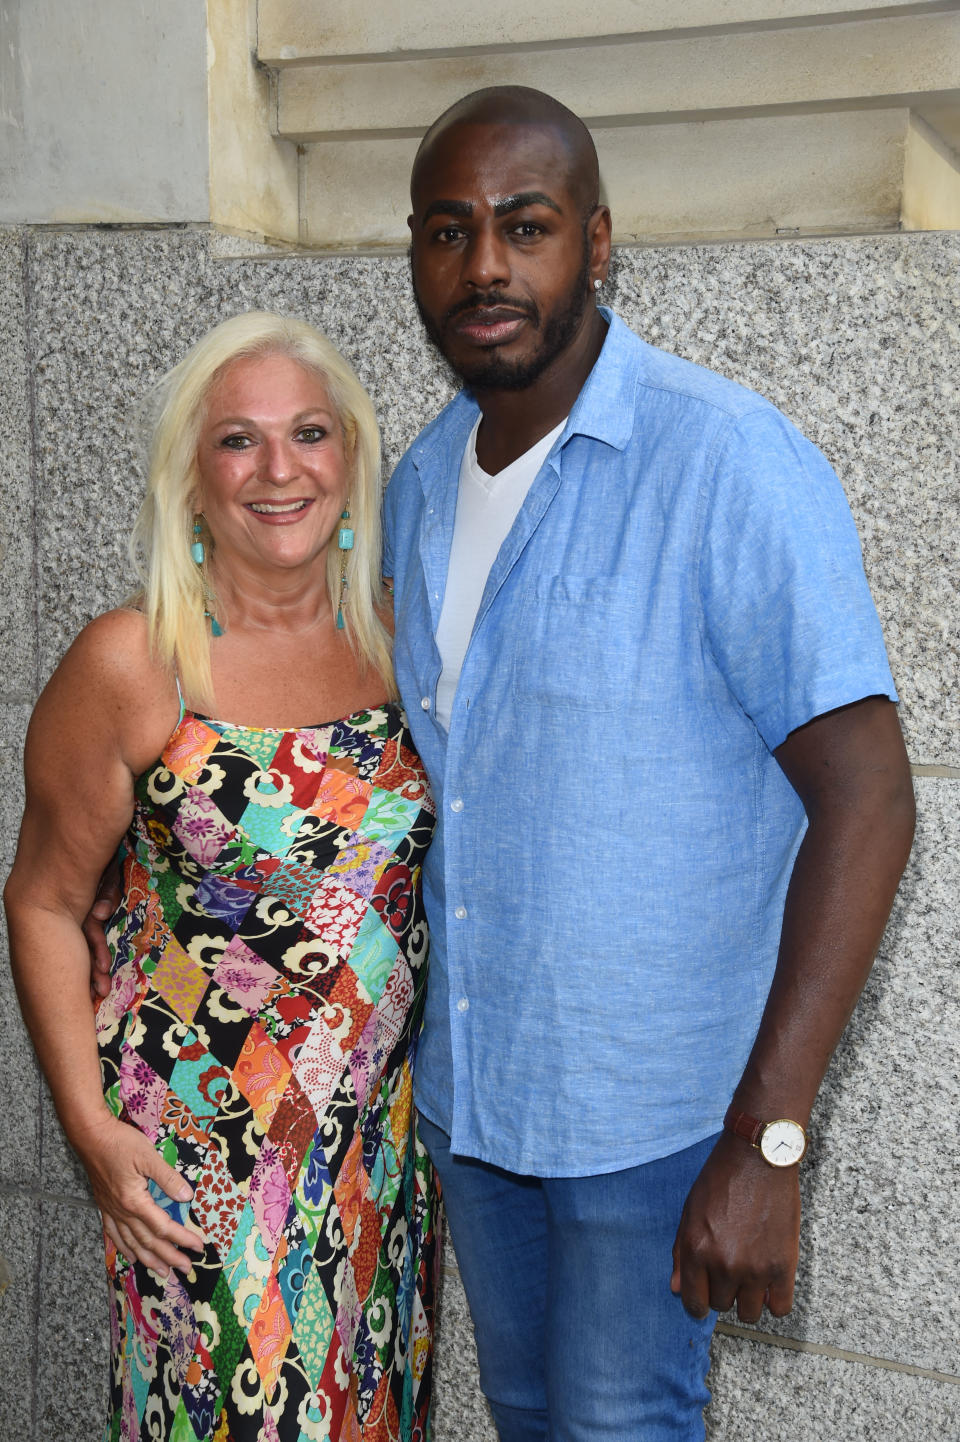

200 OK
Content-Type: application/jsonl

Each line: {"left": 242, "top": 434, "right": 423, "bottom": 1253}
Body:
{"left": 434, "top": 415, "right": 566, "bottom": 731}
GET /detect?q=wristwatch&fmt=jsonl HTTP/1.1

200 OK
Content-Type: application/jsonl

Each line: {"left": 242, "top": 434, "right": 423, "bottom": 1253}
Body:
{"left": 723, "top": 1105, "right": 807, "bottom": 1168}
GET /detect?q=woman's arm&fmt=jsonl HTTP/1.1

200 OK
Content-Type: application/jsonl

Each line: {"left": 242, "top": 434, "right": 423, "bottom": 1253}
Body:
{"left": 4, "top": 610, "right": 204, "bottom": 1276}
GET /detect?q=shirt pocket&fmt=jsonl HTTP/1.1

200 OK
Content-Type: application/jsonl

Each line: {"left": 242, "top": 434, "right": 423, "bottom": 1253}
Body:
{"left": 511, "top": 575, "right": 638, "bottom": 713}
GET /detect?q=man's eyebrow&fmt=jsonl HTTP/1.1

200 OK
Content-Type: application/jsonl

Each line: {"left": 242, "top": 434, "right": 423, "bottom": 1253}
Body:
{"left": 419, "top": 191, "right": 564, "bottom": 225}
{"left": 493, "top": 191, "right": 562, "bottom": 216}
{"left": 420, "top": 199, "right": 473, "bottom": 224}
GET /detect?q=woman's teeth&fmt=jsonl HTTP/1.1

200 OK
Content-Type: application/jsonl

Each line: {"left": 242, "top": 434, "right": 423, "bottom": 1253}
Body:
{"left": 248, "top": 500, "right": 309, "bottom": 514}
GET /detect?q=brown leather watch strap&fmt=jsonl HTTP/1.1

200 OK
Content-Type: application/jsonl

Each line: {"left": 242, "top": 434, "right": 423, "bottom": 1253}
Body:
{"left": 723, "top": 1105, "right": 766, "bottom": 1148}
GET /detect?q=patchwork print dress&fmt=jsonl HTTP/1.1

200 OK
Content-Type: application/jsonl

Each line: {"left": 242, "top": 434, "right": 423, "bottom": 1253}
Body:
{"left": 96, "top": 703, "right": 439, "bottom": 1442}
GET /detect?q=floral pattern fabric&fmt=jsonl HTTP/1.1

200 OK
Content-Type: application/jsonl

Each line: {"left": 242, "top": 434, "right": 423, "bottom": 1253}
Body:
{"left": 97, "top": 704, "right": 439, "bottom": 1441}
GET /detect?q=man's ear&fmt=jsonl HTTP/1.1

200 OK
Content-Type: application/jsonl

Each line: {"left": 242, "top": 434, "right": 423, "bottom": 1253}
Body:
{"left": 589, "top": 205, "right": 612, "bottom": 284}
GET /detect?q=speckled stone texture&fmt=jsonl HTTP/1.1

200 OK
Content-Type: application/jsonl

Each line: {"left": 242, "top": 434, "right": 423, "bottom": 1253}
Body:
{"left": 0, "top": 702, "right": 40, "bottom": 1196}
{"left": 0, "top": 223, "right": 957, "bottom": 1440}
{"left": 0, "top": 912, "right": 40, "bottom": 1195}
{"left": 707, "top": 1332, "right": 960, "bottom": 1439}
{"left": 0, "top": 229, "right": 34, "bottom": 700}
{"left": 34, "top": 1200, "right": 109, "bottom": 1442}
{"left": 433, "top": 1261, "right": 497, "bottom": 1442}
{"left": 0, "top": 1194, "right": 40, "bottom": 1441}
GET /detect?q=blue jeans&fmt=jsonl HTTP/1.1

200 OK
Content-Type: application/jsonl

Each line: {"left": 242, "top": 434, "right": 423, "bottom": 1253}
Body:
{"left": 419, "top": 1116, "right": 718, "bottom": 1442}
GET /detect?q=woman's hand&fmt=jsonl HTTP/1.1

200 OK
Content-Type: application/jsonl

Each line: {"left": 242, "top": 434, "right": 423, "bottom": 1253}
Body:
{"left": 76, "top": 1113, "right": 205, "bottom": 1277}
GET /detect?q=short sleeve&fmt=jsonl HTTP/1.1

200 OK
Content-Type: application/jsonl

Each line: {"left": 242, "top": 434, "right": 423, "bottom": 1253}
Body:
{"left": 699, "top": 404, "right": 897, "bottom": 751}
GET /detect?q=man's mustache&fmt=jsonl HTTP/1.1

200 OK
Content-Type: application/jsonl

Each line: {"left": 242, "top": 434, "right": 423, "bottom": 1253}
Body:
{"left": 444, "top": 292, "right": 539, "bottom": 324}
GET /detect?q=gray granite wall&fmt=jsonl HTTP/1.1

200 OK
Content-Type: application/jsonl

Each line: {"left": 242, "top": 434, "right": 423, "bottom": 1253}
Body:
{"left": 0, "top": 223, "right": 957, "bottom": 1441}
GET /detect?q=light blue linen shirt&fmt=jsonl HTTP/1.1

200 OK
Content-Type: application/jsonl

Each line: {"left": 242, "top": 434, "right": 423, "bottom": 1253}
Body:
{"left": 383, "top": 311, "right": 897, "bottom": 1177}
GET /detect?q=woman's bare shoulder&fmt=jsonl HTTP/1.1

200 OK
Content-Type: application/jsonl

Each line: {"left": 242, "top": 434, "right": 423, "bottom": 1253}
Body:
{"left": 35, "top": 608, "right": 179, "bottom": 771}
{"left": 66, "top": 605, "right": 165, "bottom": 676}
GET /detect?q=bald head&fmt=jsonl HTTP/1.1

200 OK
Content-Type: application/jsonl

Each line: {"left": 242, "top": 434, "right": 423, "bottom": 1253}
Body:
{"left": 412, "top": 87, "right": 600, "bottom": 217}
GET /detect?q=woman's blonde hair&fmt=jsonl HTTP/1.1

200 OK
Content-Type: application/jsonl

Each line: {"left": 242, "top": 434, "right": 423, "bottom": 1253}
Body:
{"left": 131, "top": 311, "right": 393, "bottom": 709}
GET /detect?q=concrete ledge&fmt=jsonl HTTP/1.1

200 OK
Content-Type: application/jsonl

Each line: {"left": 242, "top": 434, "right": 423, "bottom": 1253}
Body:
{"left": 258, "top": 0, "right": 939, "bottom": 62}
{"left": 277, "top": 10, "right": 960, "bottom": 137}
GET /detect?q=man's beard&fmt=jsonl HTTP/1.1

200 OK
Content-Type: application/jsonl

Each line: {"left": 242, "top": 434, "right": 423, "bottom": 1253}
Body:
{"left": 412, "top": 239, "right": 592, "bottom": 392}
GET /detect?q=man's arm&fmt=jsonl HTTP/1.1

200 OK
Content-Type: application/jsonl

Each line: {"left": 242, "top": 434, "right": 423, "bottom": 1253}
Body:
{"left": 671, "top": 694, "right": 915, "bottom": 1322}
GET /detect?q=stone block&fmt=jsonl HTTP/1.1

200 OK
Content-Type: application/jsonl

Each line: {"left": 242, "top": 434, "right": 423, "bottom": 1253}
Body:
{"left": 301, "top": 136, "right": 421, "bottom": 249}
{"left": 0, "top": 229, "right": 36, "bottom": 701}
{"left": 706, "top": 1331, "right": 960, "bottom": 1439}
{"left": 1, "top": 2, "right": 208, "bottom": 225}
{"left": 35, "top": 1199, "right": 109, "bottom": 1442}
{"left": 725, "top": 778, "right": 960, "bottom": 1374}
{"left": 0, "top": 1191, "right": 40, "bottom": 1441}
{"left": 433, "top": 1259, "right": 497, "bottom": 1442}
{"left": 280, "top": 10, "right": 960, "bottom": 136}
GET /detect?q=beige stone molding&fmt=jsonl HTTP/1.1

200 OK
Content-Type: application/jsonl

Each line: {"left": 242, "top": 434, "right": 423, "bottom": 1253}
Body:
{"left": 258, "top": 0, "right": 952, "bottom": 61}
{"left": 255, "top": 0, "right": 960, "bottom": 249}
{"left": 276, "top": 10, "right": 960, "bottom": 139}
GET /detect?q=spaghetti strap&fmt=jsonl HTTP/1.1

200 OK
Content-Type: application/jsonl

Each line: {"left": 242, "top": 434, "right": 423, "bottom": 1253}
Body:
{"left": 174, "top": 674, "right": 186, "bottom": 725}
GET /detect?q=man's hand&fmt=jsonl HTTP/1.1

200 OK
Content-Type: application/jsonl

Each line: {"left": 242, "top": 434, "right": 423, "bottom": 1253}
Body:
{"left": 671, "top": 1131, "right": 801, "bottom": 1322}
{"left": 81, "top": 860, "right": 122, "bottom": 1001}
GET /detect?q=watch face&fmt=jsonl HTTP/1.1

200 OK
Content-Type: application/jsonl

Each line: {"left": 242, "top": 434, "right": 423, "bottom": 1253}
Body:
{"left": 759, "top": 1119, "right": 807, "bottom": 1167}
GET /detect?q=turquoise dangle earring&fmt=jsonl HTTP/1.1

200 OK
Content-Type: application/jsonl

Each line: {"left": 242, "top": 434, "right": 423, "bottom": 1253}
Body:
{"left": 191, "top": 515, "right": 224, "bottom": 637}
{"left": 336, "top": 503, "right": 354, "bottom": 631}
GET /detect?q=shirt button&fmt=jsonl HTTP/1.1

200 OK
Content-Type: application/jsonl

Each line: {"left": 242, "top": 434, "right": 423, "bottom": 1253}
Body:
{"left": 450, "top": 798, "right": 464, "bottom": 813}
{"left": 420, "top": 696, "right": 431, "bottom": 710}
{"left": 454, "top": 905, "right": 467, "bottom": 920}
{"left": 457, "top": 997, "right": 470, "bottom": 1013}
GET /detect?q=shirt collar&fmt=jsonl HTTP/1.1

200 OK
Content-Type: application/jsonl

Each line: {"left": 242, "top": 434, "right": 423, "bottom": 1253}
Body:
{"left": 562, "top": 309, "right": 640, "bottom": 453}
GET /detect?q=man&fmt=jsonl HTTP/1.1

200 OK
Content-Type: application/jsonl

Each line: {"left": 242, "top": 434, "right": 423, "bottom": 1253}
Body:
{"left": 86, "top": 85, "right": 914, "bottom": 1440}
{"left": 381, "top": 87, "right": 914, "bottom": 1440}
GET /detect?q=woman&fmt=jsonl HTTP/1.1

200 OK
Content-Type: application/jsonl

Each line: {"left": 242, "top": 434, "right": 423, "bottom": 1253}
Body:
{"left": 4, "top": 313, "right": 439, "bottom": 1441}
